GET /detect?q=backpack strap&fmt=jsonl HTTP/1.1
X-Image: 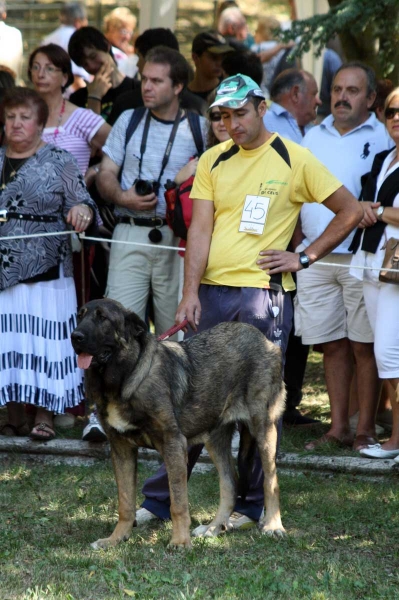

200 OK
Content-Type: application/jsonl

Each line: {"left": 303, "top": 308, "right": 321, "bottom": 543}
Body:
{"left": 118, "top": 106, "right": 147, "bottom": 182}
{"left": 186, "top": 111, "right": 204, "bottom": 156}
{"left": 124, "top": 106, "right": 147, "bottom": 147}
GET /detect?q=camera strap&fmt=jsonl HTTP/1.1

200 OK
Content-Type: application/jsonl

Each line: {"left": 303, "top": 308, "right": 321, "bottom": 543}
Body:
{"left": 138, "top": 108, "right": 182, "bottom": 187}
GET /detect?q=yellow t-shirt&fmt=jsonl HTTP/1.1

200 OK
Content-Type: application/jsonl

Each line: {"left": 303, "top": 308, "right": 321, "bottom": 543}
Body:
{"left": 191, "top": 134, "right": 342, "bottom": 291}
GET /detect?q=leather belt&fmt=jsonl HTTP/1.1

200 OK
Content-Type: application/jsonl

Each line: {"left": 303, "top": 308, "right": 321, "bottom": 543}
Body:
{"left": 0, "top": 210, "right": 58, "bottom": 223}
{"left": 119, "top": 216, "right": 167, "bottom": 227}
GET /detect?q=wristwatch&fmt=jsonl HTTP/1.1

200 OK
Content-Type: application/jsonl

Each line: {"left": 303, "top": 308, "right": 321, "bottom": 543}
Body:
{"left": 299, "top": 251, "right": 310, "bottom": 269}
{"left": 376, "top": 206, "right": 385, "bottom": 221}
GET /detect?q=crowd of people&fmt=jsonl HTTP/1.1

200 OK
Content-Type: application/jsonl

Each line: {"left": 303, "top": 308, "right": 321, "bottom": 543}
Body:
{"left": 0, "top": 0, "right": 399, "bottom": 527}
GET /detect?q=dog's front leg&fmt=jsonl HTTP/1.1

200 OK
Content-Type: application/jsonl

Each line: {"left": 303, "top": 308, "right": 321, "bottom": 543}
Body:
{"left": 162, "top": 434, "right": 192, "bottom": 549}
{"left": 91, "top": 438, "right": 138, "bottom": 550}
{"left": 257, "top": 422, "right": 286, "bottom": 538}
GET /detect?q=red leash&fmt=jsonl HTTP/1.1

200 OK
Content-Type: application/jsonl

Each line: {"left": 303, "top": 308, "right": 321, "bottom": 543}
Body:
{"left": 157, "top": 319, "right": 189, "bottom": 341}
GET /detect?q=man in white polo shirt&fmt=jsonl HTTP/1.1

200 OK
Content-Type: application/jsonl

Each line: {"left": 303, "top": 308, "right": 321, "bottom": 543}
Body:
{"left": 296, "top": 62, "right": 393, "bottom": 452}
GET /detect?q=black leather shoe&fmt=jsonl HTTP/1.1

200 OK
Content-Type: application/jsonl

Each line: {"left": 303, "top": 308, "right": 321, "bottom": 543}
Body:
{"left": 283, "top": 409, "right": 321, "bottom": 426}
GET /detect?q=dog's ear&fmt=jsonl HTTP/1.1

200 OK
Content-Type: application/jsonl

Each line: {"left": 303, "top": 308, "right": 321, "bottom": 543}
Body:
{"left": 124, "top": 311, "right": 148, "bottom": 342}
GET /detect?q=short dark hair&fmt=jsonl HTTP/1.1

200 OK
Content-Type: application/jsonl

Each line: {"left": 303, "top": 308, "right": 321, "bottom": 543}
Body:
{"left": 270, "top": 68, "right": 307, "bottom": 101}
{"left": 144, "top": 46, "right": 190, "bottom": 89}
{"left": 28, "top": 44, "right": 74, "bottom": 92}
{"left": 222, "top": 50, "right": 263, "bottom": 86}
{"left": 68, "top": 26, "right": 113, "bottom": 67}
{"left": 333, "top": 61, "right": 377, "bottom": 97}
{"left": 135, "top": 28, "right": 179, "bottom": 57}
{"left": 60, "top": 2, "right": 86, "bottom": 25}
{"left": 2, "top": 87, "right": 49, "bottom": 127}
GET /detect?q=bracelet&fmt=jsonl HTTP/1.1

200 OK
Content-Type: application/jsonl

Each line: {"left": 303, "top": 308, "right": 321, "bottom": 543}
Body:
{"left": 87, "top": 95, "right": 101, "bottom": 101}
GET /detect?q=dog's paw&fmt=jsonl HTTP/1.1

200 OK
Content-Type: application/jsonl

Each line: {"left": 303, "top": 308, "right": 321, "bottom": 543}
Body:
{"left": 91, "top": 538, "right": 110, "bottom": 550}
{"left": 258, "top": 522, "right": 286, "bottom": 538}
{"left": 168, "top": 537, "right": 192, "bottom": 550}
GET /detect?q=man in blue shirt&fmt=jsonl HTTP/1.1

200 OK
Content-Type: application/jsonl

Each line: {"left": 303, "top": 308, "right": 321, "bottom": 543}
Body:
{"left": 264, "top": 68, "right": 321, "bottom": 143}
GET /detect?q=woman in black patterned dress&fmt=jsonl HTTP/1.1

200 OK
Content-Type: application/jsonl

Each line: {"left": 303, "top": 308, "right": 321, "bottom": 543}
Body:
{"left": 0, "top": 88, "right": 97, "bottom": 440}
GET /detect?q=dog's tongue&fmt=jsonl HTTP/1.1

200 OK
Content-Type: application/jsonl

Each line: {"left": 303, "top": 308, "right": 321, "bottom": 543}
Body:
{"left": 77, "top": 353, "right": 93, "bottom": 369}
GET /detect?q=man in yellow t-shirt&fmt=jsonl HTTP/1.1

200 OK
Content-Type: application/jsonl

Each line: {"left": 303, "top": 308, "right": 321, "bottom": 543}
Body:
{"left": 136, "top": 74, "right": 363, "bottom": 533}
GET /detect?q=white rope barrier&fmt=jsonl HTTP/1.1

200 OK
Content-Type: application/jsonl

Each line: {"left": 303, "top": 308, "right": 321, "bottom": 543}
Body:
{"left": 4, "top": 229, "right": 399, "bottom": 271}
{"left": 82, "top": 234, "right": 185, "bottom": 252}
{"left": 0, "top": 230, "right": 185, "bottom": 251}
{"left": 1, "top": 230, "right": 75, "bottom": 241}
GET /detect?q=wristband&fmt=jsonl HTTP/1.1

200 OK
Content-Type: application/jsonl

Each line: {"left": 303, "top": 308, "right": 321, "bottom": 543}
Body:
{"left": 87, "top": 95, "right": 101, "bottom": 101}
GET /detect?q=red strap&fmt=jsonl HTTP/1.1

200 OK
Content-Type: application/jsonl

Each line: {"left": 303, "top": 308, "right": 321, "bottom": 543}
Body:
{"left": 157, "top": 319, "right": 189, "bottom": 341}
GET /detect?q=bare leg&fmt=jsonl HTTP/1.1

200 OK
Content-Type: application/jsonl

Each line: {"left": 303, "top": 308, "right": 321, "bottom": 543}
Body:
{"left": 305, "top": 338, "right": 354, "bottom": 450}
{"left": 6, "top": 402, "right": 26, "bottom": 428}
{"left": 379, "top": 379, "right": 399, "bottom": 450}
{"left": 92, "top": 439, "right": 138, "bottom": 549}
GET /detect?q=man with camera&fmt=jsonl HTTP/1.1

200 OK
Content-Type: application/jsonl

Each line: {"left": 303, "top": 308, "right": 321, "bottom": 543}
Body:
{"left": 97, "top": 46, "right": 206, "bottom": 336}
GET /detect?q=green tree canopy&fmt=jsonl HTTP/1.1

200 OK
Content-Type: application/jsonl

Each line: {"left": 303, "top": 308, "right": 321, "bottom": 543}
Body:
{"left": 281, "top": 0, "right": 399, "bottom": 81}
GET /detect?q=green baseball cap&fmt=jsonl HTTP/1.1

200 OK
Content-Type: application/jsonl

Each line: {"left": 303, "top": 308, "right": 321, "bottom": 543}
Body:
{"left": 210, "top": 74, "right": 265, "bottom": 109}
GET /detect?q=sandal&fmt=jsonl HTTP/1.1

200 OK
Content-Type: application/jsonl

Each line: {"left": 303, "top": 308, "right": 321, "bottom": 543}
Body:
{"left": 0, "top": 422, "right": 30, "bottom": 437}
{"left": 30, "top": 422, "right": 56, "bottom": 441}
{"left": 305, "top": 433, "right": 354, "bottom": 451}
{"left": 353, "top": 435, "right": 378, "bottom": 452}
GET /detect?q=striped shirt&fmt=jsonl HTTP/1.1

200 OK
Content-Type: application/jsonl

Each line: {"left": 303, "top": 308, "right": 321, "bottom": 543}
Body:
{"left": 42, "top": 108, "right": 104, "bottom": 174}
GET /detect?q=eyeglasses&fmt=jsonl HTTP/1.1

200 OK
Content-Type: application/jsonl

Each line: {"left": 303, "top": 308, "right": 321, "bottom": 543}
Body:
{"left": 30, "top": 64, "right": 62, "bottom": 75}
{"left": 209, "top": 112, "right": 222, "bottom": 122}
{"left": 385, "top": 107, "right": 399, "bottom": 120}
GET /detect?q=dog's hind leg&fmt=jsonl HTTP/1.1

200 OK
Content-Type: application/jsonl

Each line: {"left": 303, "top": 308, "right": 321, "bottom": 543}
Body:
{"left": 192, "top": 426, "right": 236, "bottom": 538}
{"left": 91, "top": 439, "right": 138, "bottom": 550}
{"left": 162, "top": 433, "right": 192, "bottom": 549}
{"left": 255, "top": 421, "right": 286, "bottom": 538}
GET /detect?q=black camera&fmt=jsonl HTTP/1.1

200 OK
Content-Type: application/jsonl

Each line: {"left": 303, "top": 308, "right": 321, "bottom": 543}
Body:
{"left": 134, "top": 179, "right": 160, "bottom": 196}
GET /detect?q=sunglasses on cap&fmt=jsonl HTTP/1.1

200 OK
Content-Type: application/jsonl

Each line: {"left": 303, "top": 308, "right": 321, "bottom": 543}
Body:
{"left": 385, "top": 107, "right": 399, "bottom": 120}
{"left": 209, "top": 112, "right": 222, "bottom": 122}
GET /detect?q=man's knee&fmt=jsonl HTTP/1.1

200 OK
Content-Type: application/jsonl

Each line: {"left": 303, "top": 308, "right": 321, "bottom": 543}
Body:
{"left": 322, "top": 338, "right": 351, "bottom": 358}
{"left": 351, "top": 340, "right": 375, "bottom": 361}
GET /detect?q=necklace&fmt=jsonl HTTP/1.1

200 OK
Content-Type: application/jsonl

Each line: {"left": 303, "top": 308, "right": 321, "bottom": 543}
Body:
{"left": 53, "top": 97, "right": 66, "bottom": 142}
{"left": 0, "top": 138, "right": 43, "bottom": 190}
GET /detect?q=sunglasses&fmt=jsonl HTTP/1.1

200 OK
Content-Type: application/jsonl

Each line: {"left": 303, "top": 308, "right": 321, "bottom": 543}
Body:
{"left": 209, "top": 112, "right": 222, "bottom": 122}
{"left": 385, "top": 107, "right": 399, "bottom": 120}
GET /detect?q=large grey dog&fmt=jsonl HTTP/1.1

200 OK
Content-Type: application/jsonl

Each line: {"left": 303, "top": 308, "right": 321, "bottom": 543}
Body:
{"left": 71, "top": 298, "right": 286, "bottom": 549}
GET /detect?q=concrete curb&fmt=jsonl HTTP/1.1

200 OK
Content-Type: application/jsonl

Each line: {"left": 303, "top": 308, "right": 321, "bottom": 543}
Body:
{"left": 0, "top": 437, "right": 398, "bottom": 476}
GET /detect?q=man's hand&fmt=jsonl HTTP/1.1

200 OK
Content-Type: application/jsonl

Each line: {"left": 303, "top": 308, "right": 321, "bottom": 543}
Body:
{"left": 87, "top": 57, "right": 113, "bottom": 99}
{"left": 358, "top": 201, "right": 381, "bottom": 228}
{"left": 120, "top": 185, "right": 157, "bottom": 211}
{"left": 257, "top": 249, "right": 304, "bottom": 274}
{"left": 175, "top": 292, "right": 201, "bottom": 331}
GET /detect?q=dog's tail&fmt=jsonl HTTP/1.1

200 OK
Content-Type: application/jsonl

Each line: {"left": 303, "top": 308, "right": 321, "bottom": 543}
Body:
{"left": 237, "top": 425, "right": 256, "bottom": 501}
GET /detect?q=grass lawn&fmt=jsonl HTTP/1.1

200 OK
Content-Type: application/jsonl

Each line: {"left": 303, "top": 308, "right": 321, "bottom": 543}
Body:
{"left": 1, "top": 351, "right": 398, "bottom": 599}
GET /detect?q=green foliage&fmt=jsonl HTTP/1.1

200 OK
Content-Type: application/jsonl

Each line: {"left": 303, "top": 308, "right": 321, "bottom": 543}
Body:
{"left": 280, "top": 0, "right": 399, "bottom": 78}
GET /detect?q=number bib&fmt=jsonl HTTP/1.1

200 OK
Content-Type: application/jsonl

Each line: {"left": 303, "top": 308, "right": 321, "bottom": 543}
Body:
{"left": 238, "top": 195, "right": 270, "bottom": 235}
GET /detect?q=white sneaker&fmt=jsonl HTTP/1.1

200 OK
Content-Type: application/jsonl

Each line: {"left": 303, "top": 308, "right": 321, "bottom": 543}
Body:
{"left": 82, "top": 412, "right": 107, "bottom": 442}
{"left": 135, "top": 508, "right": 157, "bottom": 525}
{"left": 228, "top": 511, "right": 258, "bottom": 530}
